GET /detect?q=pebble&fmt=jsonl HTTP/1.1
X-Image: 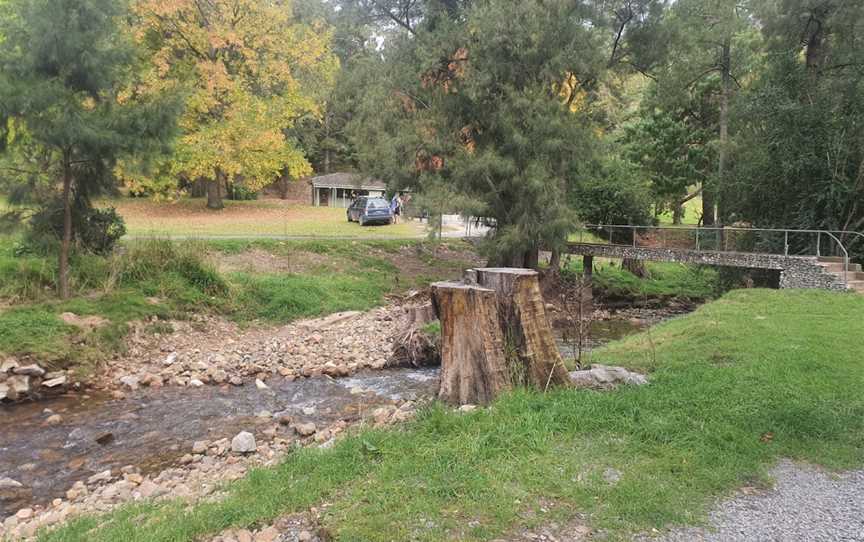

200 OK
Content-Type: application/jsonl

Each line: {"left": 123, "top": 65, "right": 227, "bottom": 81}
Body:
{"left": 255, "top": 379, "right": 268, "bottom": 390}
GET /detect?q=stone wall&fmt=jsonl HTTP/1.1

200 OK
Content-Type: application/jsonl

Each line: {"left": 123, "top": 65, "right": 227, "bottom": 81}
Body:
{"left": 566, "top": 244, "right": 847, "bottom": 291}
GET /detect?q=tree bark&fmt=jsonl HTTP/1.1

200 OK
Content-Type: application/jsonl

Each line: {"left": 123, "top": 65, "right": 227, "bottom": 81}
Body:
{"left": 475, "top": 268, "right": 570, "bottom": 390}
{"left": 207, "top": 168, "right": 225, "bottom": 210}
{"left": 622, "top": 258, "right": 650, "bottom": 278}
{"left": 59, "top": 152, "right": 73, "bottom": 299}
{"left": 716, "top": 34, "right": 731, "bottom": 225}
{"left": 432, "top": 282, "right": 511, "bottom": 405}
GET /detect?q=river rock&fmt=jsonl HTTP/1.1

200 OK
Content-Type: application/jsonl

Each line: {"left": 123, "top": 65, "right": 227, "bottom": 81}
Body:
{"left": 569, "top": 364, "right": 648, "bottom": 389}
{"left": 293, "top": 422, "right": 317, "bottom": 437}
{"left": 42, "top": 375, "right": 68, "bottom": 388}
{"left": 0, "top": 358, "right": 19, "bottom": 373}
{"left": 0, "top": 478, "right": 30, "bottom": 503}
{"left": 4, "top": 375, "right": 30, "bottom": 400}
{"left": 87, "top": 470, "right": 113, "bottom": 485}
{"left": 255, "top": 379, "right": 268, "bottom": 390}
{"left": 46, "top": 414, "right": 63, "bottom": 425}
{"left": 189, "top": 378, "right": 204, "bottom": 388}
{"left": 0, "top": 383, "right": 8, "bottom": 401}
{"left": 119, "top": 375, "right": 140, "bottom": 390}
{"left": 15, "top": 508, "right": 33, "bottom": 520}
{"left": 13, "top": 364, "right": 45, "bottom": 377}
{"left": 231, "top": 431, "right": 257, "bottom": 453}
{"left": 192, "top": 440, "right": 209, "bottom": 454}
{"left": 254, "top": 526, "right": 280, "bottom": 542}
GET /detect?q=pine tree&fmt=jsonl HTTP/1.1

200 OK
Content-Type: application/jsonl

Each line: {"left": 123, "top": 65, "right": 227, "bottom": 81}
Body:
{"left": 0, "top": 0, "right": 179, "bottom": 298}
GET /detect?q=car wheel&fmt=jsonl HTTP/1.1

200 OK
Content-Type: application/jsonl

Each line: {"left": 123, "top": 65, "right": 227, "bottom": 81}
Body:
{"left": 359, "top": 216, "right": 366, "bottom": 226}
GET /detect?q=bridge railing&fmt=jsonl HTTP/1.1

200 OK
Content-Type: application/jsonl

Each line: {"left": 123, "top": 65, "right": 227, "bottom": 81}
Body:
{"left": 574, "top": 224, "right": 854, "bottom": 286}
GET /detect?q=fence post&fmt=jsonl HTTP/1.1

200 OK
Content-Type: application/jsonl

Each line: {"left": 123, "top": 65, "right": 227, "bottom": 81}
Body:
{"left": 784, "top": 231, "right": 789, "bottom": 256}
{"left": 816, "top": 233, "right": 821, "bottom": 257}
{"left": 695, "top": 229, "right": 700, "bottom": 251}
{"left": 633, "top": 227, "right": 637, "bottom": 248}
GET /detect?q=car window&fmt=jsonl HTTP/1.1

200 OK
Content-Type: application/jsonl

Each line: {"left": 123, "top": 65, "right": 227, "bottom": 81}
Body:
{"left": 366, "top": 198, "right": 389, "bottom": 209}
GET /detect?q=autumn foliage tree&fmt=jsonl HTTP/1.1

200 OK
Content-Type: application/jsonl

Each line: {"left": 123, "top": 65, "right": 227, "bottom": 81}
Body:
{"left": 131, "top": 0, "right": 338, "bottom": 209}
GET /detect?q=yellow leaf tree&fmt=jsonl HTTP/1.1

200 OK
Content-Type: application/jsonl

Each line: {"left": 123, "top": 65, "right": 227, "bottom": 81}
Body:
{"left": 132, "top": 0, "right": 338, "bottom": 208}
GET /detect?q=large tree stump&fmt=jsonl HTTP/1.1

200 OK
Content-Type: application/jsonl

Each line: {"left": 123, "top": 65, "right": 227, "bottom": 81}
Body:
{"left": 474, "top": 268, "right": 571, "bottom": 390}
{"left": 431, "top": 282, "right": 511, "bottom": 405}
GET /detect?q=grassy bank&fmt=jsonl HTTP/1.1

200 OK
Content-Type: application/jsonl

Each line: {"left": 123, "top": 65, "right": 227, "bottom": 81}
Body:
{"left": 0, "top": 237, "right": 476, "bottom": 371}
{"left": 39, "top": 289, "right": 864, "bottom": 541}
{"left": 563, "top": 258, "right": 718, "bottom": 301}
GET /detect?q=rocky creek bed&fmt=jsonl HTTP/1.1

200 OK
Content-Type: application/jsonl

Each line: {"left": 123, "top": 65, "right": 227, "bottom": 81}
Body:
{"left": 0, "top": 297, "right": 684, "bottom": 540}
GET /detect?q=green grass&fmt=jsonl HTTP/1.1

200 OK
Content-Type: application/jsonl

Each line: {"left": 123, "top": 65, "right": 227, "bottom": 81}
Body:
{"left": 656, "top": 194, "right": 703, "bottom": 226}
{"left": 0, "top": 237, "right": 475, "bottom": 371}
{"left": 38, "top": 289, "right": 864, "bottom": 541}
{"left": 102, "top": 197, "right": 426, "bottom": 238}
{"left": 563, "top": 258, "right": 718, "bottom": 300}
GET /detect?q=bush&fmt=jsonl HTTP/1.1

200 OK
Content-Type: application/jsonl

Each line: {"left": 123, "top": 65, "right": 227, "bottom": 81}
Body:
{"left": 23, "top": 199, "right": 126, "bottom": 255}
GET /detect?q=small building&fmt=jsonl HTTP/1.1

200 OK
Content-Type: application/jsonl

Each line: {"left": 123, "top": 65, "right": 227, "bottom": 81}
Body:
{"left": 309, "top": 173, "right": 387, "bottom": 208}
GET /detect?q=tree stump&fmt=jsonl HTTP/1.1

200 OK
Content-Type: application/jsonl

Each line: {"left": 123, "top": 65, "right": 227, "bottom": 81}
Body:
{"left": 431, "top": 282, "right": 511, "bottom": 405}
{"left": 475, "top": 268, "right": 571, "bottom": 390}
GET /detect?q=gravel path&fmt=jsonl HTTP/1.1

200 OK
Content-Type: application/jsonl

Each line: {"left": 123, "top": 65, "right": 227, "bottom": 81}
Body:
{"left": 650, "top": 460, "right": 864, "bottom": 542}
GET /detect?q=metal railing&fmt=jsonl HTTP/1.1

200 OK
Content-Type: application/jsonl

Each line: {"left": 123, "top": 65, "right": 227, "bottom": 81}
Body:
{"left": 573, "top": 224, "right": 859, "bottom": 287}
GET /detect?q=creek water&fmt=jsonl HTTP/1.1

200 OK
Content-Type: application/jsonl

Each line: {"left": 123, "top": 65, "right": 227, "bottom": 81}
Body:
{"left": 0, "top": 310, "right": 676, "bottom": 519}
{"left": 0, "top": 369, "right": 438, "bottom": 517}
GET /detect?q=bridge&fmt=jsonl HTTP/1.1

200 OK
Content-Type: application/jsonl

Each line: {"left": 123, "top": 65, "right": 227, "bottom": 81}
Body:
{"left": 566, "top": 225, "right": 864, "bottom": 293}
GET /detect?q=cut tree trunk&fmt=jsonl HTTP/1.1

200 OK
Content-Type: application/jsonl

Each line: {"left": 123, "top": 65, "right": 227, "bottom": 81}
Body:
{"left": 432, "top": 282, "right": 510, "bottom": 405}
{"left": 474, "top": 268, "right": 570, "bottom": 390}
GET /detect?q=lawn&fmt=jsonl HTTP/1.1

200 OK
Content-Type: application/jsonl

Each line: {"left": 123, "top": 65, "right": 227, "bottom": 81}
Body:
{"left": 101, "top": 198, "right": 426, "bottom": 238}
{"left": 656, "top": 193, "right": 703, "bottom": 226}
{"left": 38, "top": 289, "right": 864, "bottom": 542}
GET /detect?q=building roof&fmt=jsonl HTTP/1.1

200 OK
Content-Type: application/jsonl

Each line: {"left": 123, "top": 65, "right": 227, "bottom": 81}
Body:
{"left": 308, "top": 173, "right": 386, "bottom": 191}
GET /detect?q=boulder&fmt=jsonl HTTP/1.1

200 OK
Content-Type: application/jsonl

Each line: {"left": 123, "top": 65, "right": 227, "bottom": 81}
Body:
{"left": 42, "top": 376, "right": 68, "bottom": 388}
{"left": 293, "top": 423, "right": 317, "bottom": 437}
{"left": 13, "top": 364, "right": 45, "bottom": 377}
{"left": 119, "top": 375, "right": 140, "bottom": 390}
{"left": 569, "top": 364, "right": 648, "bottom": 389}
{"left": 0, "top": 478, "right": 31, "bottom": 503}
{"left": 5, "top": 375, "right": 30, "bottom": 400}
{"left": 231, "top": 431, "right": 257, "bottom": 454}
{"left": 0, "top": 359, "right": 19, "bottom": 373}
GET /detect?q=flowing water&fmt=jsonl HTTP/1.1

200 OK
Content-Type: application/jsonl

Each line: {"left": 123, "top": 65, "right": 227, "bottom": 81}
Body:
{"left": 0, "top": 369, "right": 438, "bottom": 517}
{"left": 0, "top": 310, "right": 678, "bottom": 519}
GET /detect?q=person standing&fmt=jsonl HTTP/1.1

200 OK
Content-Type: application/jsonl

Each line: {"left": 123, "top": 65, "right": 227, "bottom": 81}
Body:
{"left": 390, "top": 193, "right": 402, "bottom": 224}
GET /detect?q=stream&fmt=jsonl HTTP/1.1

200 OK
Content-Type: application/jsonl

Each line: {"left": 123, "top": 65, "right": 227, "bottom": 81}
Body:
{"left": 0, "top": 369, "right": 437, "bottom": 518}
{"left": 0, "top": 308, "right": 684, "bottom": 519}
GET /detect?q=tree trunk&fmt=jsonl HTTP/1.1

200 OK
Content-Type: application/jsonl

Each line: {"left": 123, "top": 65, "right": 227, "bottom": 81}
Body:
{"left": 432, "top": 282, "right": 511, "bottom": 405}
{"left": 672, "top": 204, "right": 683, "bottom": 225}
{"left": 622, "top": 258, "right": 650, "bottom": 278}
{"left": 59, "top": 153, "right": 73, "bottom": 299}
{"left": 279, "top": 172, "right": 290, "bottom": 199}
{"left": 207, "top": 169, "right": 225, "bottom": 210}
{"left": 474, "top": 268, "right": 570, "bottom": 390}
{"left": 717, "top": 34, "right": 731, "bottom": 225}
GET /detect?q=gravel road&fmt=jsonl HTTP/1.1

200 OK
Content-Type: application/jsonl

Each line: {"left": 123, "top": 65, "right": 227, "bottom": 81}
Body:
{"left": 649, "top": 460, "right": 864, "bottom": 542}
